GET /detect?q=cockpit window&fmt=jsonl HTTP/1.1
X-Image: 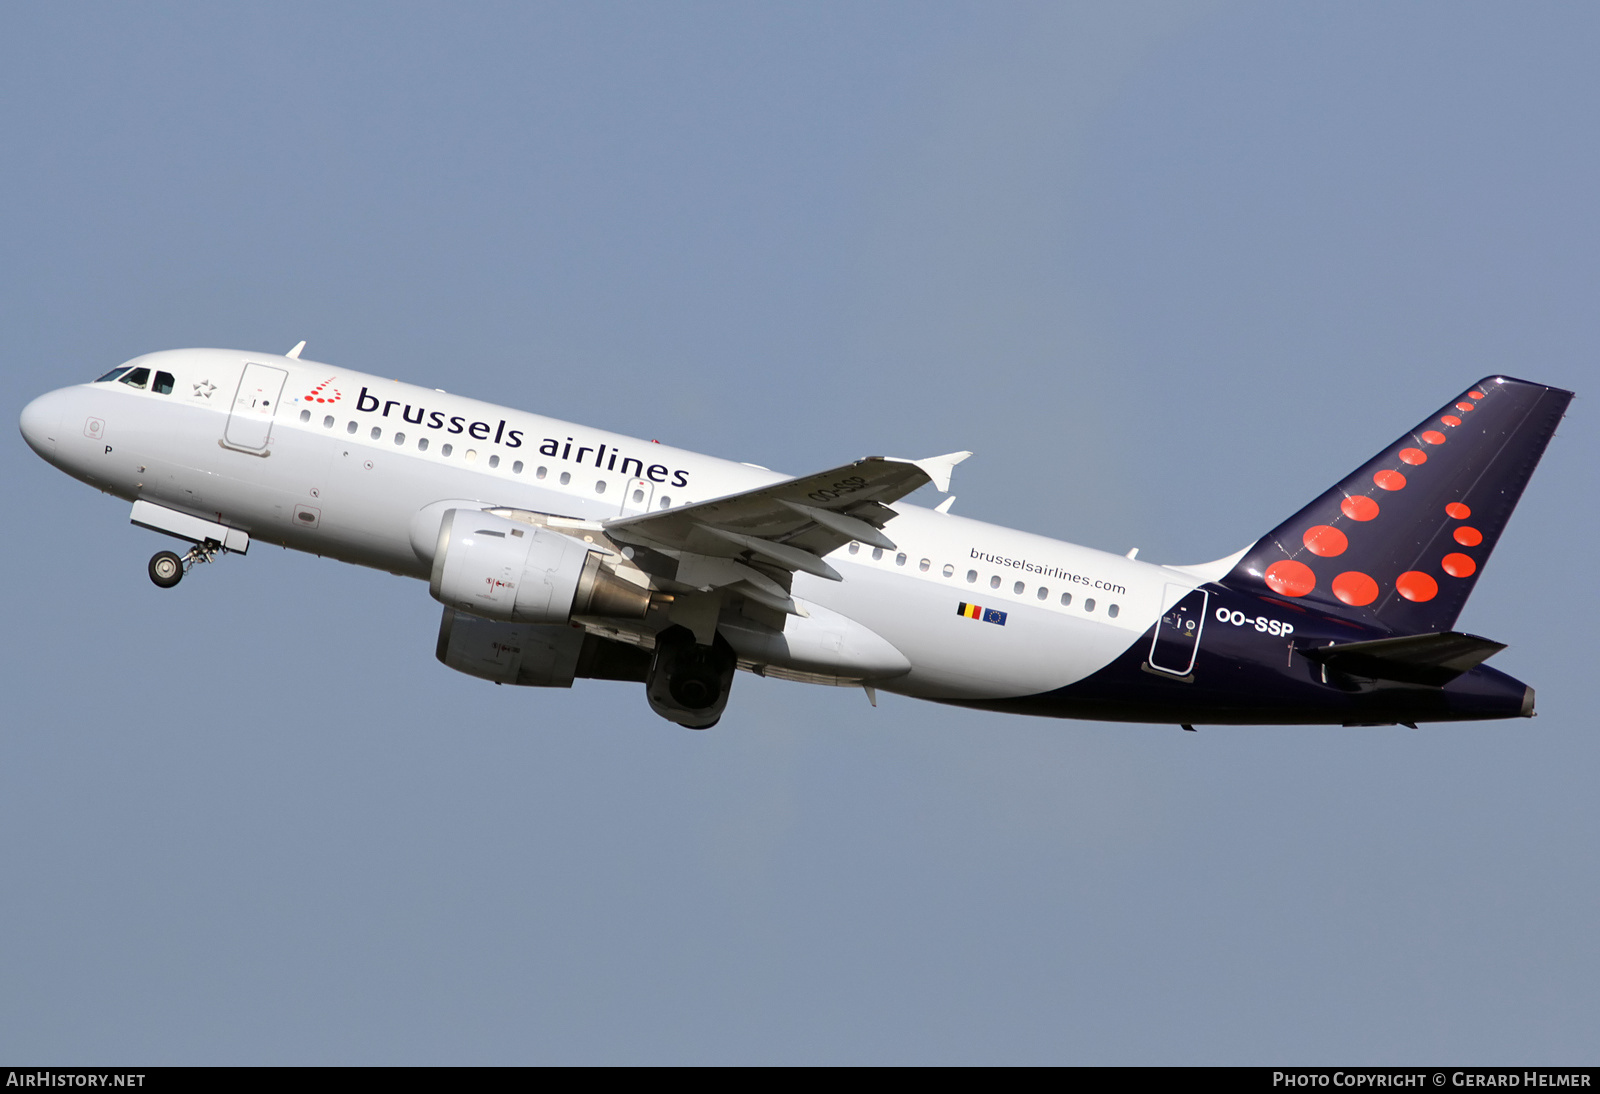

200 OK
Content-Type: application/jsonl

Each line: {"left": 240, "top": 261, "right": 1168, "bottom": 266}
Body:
{"left": 153, "top": 371, "right": 175, "bottom": 394}
{"left": 118, "top": 368, "right": 151, "bottom": 390}
{"left": 94, "top": 367, "right": 132, "bottom": 383}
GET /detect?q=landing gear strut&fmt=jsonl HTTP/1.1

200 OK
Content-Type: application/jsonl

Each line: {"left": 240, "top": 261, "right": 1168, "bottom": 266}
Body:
{"left": 147, "top": 540, "right": 222, "bottom": 589}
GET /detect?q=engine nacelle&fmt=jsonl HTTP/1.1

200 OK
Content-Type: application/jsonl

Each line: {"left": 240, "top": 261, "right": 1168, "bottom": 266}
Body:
{"left": 436, "top": 607, "right": 653, "bottom": 687}
{"left": 646, "top": 625, "right": 737, "bottom": 729}
{"left": 436, "top": 608, "right": 586, "bottom": 687}
{"left": 428, "top": 509, "right": 649, "bottom": 624}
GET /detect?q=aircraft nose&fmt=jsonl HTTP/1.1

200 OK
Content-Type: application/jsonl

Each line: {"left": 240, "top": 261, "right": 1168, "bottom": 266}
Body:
{"left": 19, "top": 389, "right": 65, "bottom": 460}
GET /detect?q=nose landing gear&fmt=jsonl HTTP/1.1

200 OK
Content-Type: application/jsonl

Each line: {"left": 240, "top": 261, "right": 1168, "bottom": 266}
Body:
{"left": 148, "top": 551, "right": 183, "bottom": 587}
{"left": 147, "top": 540, "right": 222, "bottom": 588}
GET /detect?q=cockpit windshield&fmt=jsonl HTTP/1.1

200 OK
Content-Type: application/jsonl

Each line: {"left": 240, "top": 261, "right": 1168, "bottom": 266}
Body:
{"left": 118, "top": 367, "right": 151, "bottom": 390}
{"left": 94, "top": 367, "right": 132, "bottom": 383}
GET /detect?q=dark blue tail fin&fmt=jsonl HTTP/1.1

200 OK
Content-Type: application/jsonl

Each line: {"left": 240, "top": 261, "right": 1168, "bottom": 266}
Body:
{"left": 1222, "top": 376, "right": 1573, "bottom": 634}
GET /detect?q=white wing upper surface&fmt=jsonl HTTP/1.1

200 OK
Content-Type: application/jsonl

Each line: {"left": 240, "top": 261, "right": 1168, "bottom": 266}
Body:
{"left": 602, "top": 453, "right": 969, "bottom": 613}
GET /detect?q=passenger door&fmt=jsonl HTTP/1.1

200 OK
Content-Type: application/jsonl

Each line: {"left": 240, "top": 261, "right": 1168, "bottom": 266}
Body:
{"left": 224, "top": 362, "right": 288, "bottom": 451}
{"left": 1149, "top": 585, "right": 1208, "bottom": 676}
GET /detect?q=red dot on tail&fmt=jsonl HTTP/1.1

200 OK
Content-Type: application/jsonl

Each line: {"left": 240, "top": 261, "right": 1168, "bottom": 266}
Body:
{"left": 1331, "top": 571, "right": 1379, "bottom": 606}
{"left": 1399, "top": 448, "right": 1427, "bottom": 465}
{"left": 1395, "top": 571, "right": 1438, "bottom": 602}
{"left": 1454, "top": 526, "right": 1483, "bottom": 546}
{"left": 1441, "top": 415, "right": 1462, "bottom": 427}
{"left": 1441, "top": 553, "right": 1477, "bottom": 578}
{"left": 1456, "top": 402, "right": 1475, "bottom": 412}
{"left": 1469, "top": 391, "right": 1485, "bottom": 399}
{"left": 1342, "top": 496, "right": 1379, "bottom": 521}
{"left": 1264, "top": 560, "right": 1316, "bottom": 597}
{"left": 1374, "top": 470, "right": 1406, "bottom": 491}
{"left": 1446, "top": 502, "right": 1471, "bottom": 519}
{"left": 1303, "top": 525, "right": 1348, "bottom": 557}
{"left": 1422, "top": 430, "right": 1447, "bottom": 445}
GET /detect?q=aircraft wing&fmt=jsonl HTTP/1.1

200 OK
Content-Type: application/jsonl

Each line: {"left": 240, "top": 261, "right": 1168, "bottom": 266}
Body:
{"left": 603, "top": 452, "right": 969, "bottom": 614}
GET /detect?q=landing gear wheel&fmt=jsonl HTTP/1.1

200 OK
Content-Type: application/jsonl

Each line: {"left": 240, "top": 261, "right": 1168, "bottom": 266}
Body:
{"left": 148, "top": 550, "right": 184, "bottom": 588}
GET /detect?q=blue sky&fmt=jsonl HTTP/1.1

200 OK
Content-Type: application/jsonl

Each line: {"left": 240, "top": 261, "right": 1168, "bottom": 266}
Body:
{"left": 3, "top": 1, "right": 1596, "bottom": 1064}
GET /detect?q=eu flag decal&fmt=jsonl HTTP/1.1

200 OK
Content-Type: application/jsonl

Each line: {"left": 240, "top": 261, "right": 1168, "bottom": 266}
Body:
{"left": 957, "top": 602, "right": 1007, "bottom": 626}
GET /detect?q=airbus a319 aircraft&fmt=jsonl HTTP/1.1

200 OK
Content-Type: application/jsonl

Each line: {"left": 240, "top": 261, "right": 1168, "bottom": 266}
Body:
{"left": 20, "top": 347, "right": 1572, "bottom": 729}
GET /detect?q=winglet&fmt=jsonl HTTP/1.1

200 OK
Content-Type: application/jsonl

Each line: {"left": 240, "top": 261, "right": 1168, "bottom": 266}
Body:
{"left": 893, "top": 451, "right": 971, "bottom": 493}
{"left": 286, "top": 340, "right": 307, "bottom": 359}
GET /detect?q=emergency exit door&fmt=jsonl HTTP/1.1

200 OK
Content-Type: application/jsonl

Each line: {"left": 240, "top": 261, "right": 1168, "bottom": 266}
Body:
{"left": 224, "top": 362, "right": 288, "bottom": 451}
{"left": 618, "top": 477, "right": 655, "bottom": 516}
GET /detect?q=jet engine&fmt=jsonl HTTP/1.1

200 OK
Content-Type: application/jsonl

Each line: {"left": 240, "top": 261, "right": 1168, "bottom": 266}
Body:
{"left": 646, "top": 625, "right": 737, "bottom": 729}
{"left": 436, "top": 607, "right": 652, "bottom": 687}
{"left": 428, "top": 509, "right": 649, "bottom": 625}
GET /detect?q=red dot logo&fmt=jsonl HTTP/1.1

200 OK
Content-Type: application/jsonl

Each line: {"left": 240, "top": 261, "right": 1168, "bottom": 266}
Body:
{"left": 1331, "top": 571, "right": 1379, "bottom": 606}
{"left": 1454, "top": 526, "right": 1483, "bottom": 546}
{"left": 1469, "top": 391, "right": 1485, "bottom": 399}
{"left": 306, "top": 378, "right": 342, "bottom": 404}
{"left": 1456, "top": 402, "right": 1475, "bottom": 412}
{"left": 1395, "top": 571, "right": 1439, "bottom": 602}
{"left": 1441, "top": 553, "right": 1477, "bottom": 578}
{"left": 1441, "top": 415, "right": 1462, "bottom": 427}
{"left": 1399, "top": 447, "right": 1427, "bottom": 465}
{"left": 1264, "top": 560, "right": 1316, "bottom": 597}
{"left": 1445, "top": 502, "right": 1471, "bottom": 519}
{"left": 1422, "top": 430, "right": 1447, "bottom": 445}
{"left": 1342, "top": 496, "right": 1380, "bottom": 521}
{"left": 1374, "top": 470, "right": 1407, "bottom": 491}
{"left": 1303, "top": 525, "right": 1348, "bottom": 557}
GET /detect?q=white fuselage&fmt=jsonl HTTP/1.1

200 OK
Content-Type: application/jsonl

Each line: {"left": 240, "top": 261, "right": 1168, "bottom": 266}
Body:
{"left": 24, "top": 348, "right": 1212, "bottom": 701}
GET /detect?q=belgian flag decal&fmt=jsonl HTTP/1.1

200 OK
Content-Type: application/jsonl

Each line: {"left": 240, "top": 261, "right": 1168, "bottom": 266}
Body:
{"left": 957, "top": 602, "right": 1008, "bottom": 626}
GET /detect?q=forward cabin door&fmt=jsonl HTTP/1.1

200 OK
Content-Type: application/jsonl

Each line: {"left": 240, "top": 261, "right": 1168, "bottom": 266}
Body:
{"left": 1148, "top": 585, "right": 1208, "bottom": 676}
{"left": 225, "top": 362, "right": 288, "bottom": 451}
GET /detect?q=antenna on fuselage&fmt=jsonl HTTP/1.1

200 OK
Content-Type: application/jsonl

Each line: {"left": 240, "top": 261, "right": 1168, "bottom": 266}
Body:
{"left": 286, "top": 340, "right": 306, "bottom": 359}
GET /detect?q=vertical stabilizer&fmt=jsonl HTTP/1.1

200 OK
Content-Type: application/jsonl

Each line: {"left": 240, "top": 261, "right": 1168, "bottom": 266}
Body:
{"left": 1221, "top": 376, "right": 1572, "bottom": 634}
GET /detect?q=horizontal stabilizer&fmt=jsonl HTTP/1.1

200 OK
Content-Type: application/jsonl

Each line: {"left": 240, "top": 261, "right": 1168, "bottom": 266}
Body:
{"left": 1298, "top": 631, "right": 1507, "bottom": 687}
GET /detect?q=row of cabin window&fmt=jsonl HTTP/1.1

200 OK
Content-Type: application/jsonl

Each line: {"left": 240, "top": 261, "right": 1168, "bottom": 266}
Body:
{"left": 302, "top": 409, "right": 674, "bottom": 509}
{"left": 845, "top": 542, "right": 1120, "bottom": 617}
